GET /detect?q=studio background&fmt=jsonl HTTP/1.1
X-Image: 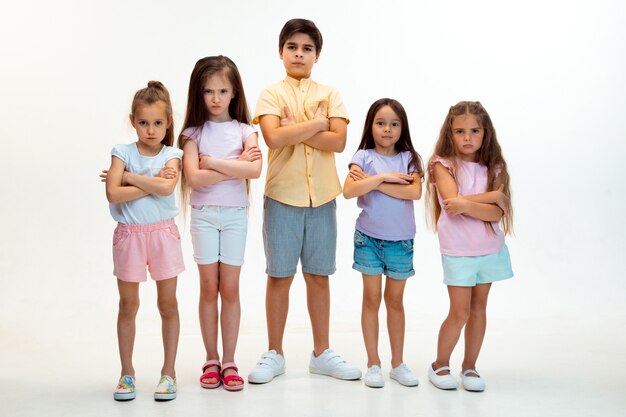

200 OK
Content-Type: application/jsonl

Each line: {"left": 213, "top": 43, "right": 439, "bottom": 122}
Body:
{"left": 1, "top": 1, "right": 624, "bottom": 416}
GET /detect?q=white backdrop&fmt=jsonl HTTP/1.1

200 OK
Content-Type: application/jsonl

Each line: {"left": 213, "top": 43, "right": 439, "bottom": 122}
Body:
{"left": 1, "top": 0, "right": 625, "bottom": 382}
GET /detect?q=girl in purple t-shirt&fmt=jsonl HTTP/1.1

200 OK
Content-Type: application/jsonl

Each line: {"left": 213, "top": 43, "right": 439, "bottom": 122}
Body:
{"left": 426, "top": 101, "right": 513, "bottom": 392}
{"left": 178, "top": 56, "right": 262, "bottom": 391}
{"left": 343, "top": 98, "right": 424, "bottom": 388}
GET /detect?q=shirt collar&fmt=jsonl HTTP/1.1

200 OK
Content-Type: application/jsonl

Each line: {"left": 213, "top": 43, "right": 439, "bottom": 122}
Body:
{"left": 285, "top": 75, "right": 312, "bottom": 88}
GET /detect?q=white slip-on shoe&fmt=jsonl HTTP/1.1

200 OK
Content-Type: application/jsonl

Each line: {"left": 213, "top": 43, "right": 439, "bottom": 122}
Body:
{"left": 460, "top": 369, "right": 486, "bottom": 392}
{"left": 364, "top": 365, "right": 385, "bottom": 388}
{"left": 390, "top": 363, "right": 419, "bottom": 387}
{"left": 428, "top": 364, "right": 458, "bottom": 390}
{"left": 309, "top": 349, "right": 362, "bottom": 380}
{"left": 247, "top": 350, "right": 286, "bottom": 384}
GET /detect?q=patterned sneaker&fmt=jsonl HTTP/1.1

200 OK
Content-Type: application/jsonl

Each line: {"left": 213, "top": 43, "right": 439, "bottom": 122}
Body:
{"left": 154, "top": 375, "right": 177, "bottom": 401}
{"left": 364, "top": 365, "right": 385, "bottom": 388}
{"left": 248, "top": 350, "right": 286, "bottom": 384}
{"left": 309, "top": 349, "right": 362, "bottom": 380}
{"left": 390, "top": 363, "right": 419, "bottom": 387}
{"left": 113, "top": 375, "right": 136, "bottom": 401}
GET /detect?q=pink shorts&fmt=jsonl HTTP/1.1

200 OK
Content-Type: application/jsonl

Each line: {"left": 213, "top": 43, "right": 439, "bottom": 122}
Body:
{"left": 112, "top": 218, "right": 185, "bottom": 282}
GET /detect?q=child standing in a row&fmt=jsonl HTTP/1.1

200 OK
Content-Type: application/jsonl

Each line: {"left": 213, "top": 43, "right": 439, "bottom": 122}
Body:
{"left": 248, "top": 18, "right": 361, "bottom": 383}
{"left": 343, "top": 99, "right": 423, "bottom": 388}
{"left": 179, "top": 56, "right": 261, "bottom": 391}
{"left": 104, "top": 81, "right": 184, "bottom": 401}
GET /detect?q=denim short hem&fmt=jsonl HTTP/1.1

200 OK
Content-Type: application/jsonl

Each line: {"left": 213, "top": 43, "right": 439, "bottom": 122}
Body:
{"left": 352, "top": 263, "right": 383, "bottom": 276}
{"left": 194, "top": 257, "right": 219, "bottom": 266}
{"left": 301, "top": 266, "right": 336, "bottom": 276}
{"left": 266, "top": 268, "right": 298, "bottom": 278}
{"left": 219, "top": 256, "right": 244, "bottom": 267}
{"left": 385, "top": 269, "right": 415, "bottom": 280}
{"left": 444, "top": 272, "right": 515, "bottom": 287}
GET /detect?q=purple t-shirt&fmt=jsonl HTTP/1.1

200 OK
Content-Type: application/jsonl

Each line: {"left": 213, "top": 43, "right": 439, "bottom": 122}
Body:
{"left": 182, "top": 120, "right": 256, "bottom": 207}
{"left": 350, "top": 149, "right": 417, "bottom": 241}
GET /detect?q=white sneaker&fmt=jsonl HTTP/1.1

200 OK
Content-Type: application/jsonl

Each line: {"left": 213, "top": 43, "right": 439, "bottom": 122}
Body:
{"left": 460, "top": 369, "right": 486, "bottom": 392}
{"left": 428, "top": 364, "right": 458, "bottom": 390}
{"left": 364, "top": 365, "right": 385, "bottom": 388}
{"left": 247, "top": 350, "right": 286, "bottom": 384}
{"left": 309, "top": 349, "right": 362, "bottom": 380}
{"left": 390, "top": 363, "right": 419, "bottom": 387}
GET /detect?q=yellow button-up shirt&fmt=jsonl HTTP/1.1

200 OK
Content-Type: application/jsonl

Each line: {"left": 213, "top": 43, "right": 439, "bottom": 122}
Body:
{"left": 254, "top": 76, "right": 349, "bottom": 207}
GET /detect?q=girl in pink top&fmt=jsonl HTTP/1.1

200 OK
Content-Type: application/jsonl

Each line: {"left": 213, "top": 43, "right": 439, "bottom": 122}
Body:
{"left": 426, "top": 101, "right": 513, "bottom": 392}
{"left": 178, "top": 56, "right": 262, "bottom": 391}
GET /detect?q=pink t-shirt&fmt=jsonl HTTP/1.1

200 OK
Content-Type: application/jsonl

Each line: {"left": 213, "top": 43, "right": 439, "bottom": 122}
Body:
{"left": 182, "top": 120, "right": 256, "bottom": 207}
{"left": 430, "top": 156, "right": 504, "bottom": 256}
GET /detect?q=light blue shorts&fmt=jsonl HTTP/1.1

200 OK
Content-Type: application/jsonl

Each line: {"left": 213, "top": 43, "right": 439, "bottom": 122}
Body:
{"left": 190, "top": 205, "right": 248, "bottom": 266}
{"left": 442, "top": 244, "right": 513, "bottom": 287}
{"left": 353, "top": 230, "right": 414, "bottom": 280}
{"left": 263, "top": 197, "right": 336, "bottom": 278}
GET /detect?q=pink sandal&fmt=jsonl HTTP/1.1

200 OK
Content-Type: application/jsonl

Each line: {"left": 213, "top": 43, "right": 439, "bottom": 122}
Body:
{"left": 200, "top": 360, "right": 221, "bottom": 389}
{"left": 221, "top": 362, "right": 244, "bottom": 392}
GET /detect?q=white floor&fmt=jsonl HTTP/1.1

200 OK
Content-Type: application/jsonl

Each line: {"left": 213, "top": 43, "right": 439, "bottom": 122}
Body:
{"left": 2, "top": 317, "right": 625, "bottom": 417}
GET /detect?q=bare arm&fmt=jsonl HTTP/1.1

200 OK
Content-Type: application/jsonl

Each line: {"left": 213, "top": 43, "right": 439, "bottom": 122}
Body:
{"left": 434, "top": 163, "right": 503, "bottom": 221}
{"left": 258, "top": 103, "right": 329, "bottom": 149}
{"left": 105, "top": 156, "right": 148, "bottom": 204}
{"left": 377, "top": 173, "right": 422, "bottom": 200}
{"left": 343, "top": 165, "right": 415, "bottom": 199}
{"left": 182, "top": 138, "right": 230, "bottom": 189}
{"left": 198, "top": 133, "right": 262, "bottom": 179}
{"left": 123, "top": 158, "right": 179, "bottom": 196}
{"left": 302, "top": 117, "right": 347, "bottom": 152}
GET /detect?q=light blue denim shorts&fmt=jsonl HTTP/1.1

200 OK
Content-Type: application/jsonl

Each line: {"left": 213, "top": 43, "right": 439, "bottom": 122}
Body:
{"left": 352, "top": 230, "right": 415, "bottom": 280}
{"left": 190, "top": 205, "right": 248, "bottom": 266}
{"left": 441, "top": 244, "right": 513, "bottom": 287}
{"left": 263, "top": 197, "right": 336, "bottom": 278}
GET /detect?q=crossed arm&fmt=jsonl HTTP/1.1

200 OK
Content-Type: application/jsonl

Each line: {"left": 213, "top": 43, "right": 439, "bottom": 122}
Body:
{"left": 343, "top": 164, "right": 422, "bottom": 200}
{"left": 104, "top": 156, "right": 179, "bottom": 204}
{"left": 259, "top": 103, "right": 347, "bottom": 153}
{"left": 432, "top": 162, "right": 507, "bottom": 221}
{"left": 182, "top": 133, "right": 262, "bottom": 190}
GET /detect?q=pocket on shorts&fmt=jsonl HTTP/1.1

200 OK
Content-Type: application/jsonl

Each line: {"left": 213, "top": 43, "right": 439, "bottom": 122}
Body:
{"left": 165, "top": 226, "right": 181, "bottom": 240}
{"left": 354, "top": 230, "right": 367, "bottom": 247}
{"left": 113, "top": 229, "right": 130, "bottom": 246}
{"left": 400, "top": 239, "right": 414, "bottom": 252}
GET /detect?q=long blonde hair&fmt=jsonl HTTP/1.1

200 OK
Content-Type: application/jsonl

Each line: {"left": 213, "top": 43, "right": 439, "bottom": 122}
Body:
{"left": 426, "top": 101, "right": 513, "bottom": 235}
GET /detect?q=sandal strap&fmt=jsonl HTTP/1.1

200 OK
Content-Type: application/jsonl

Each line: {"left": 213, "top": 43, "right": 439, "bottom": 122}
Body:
{"left": 433, "top": 365, "right": 451, "bottom": 374}
{"left": 462, "top": 369, "right": 481, "bottom": 377}
{"left": 202, "top": 359, "right": 221, "bottom": 373}
{"left": 221, "top": 362, "right": 239, "bottom": 373}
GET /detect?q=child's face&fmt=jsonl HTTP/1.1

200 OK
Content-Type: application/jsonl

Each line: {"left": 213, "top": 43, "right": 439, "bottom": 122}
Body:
{"left": 372, "top": 105, "right": 402, "bottom": 155}
{"left": 203, "top": 73, "right": 235, "bottom": 122}
{"left": 130, "top": 101, "right": 170, "bottom": 151}
{"left": 280, "top": 33, "right": 318, "bottom": 80}
{"left": 451, "top": 114, "right": 484, "bottom": 162}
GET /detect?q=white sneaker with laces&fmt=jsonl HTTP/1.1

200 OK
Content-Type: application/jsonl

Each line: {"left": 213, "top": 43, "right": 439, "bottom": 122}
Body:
{"left": 247, "top": 350, "right": 286, "bottom": 384}
{"left": 309, "top": 349, "right": 362, "bottom": 380}
{"left": 390, "top": 363, "right": 419, "bottom": 387}
{"left": 364, "top": 365, "right": 385, "bottom": 388}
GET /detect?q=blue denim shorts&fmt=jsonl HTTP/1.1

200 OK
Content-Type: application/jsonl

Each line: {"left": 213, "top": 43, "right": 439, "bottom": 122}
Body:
{"left": 263, "top": 197, "right": 337, "bottom": 277}
{"left": 441, "top": 244, "right": 513, "bottom": 287}
{"left": 352, "top": 230, "right": 414, "bottom": 280}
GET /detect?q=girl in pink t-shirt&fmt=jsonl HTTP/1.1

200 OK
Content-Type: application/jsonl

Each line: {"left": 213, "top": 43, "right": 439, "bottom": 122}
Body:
{"left": 178, "top": 56, "right": 262, "bottom": 391}
{"left": 426, "top": 101, "right": 513, "bottom": 392}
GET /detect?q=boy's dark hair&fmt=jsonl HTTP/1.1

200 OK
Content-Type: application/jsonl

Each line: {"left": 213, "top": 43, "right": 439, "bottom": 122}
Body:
{"left": 278, "top": 18, "right": 323, "bottom": 55}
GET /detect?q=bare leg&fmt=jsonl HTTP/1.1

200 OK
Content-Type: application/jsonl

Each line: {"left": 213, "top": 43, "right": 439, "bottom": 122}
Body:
{"left": 198, "top": 263, "right": 220, "bottom": 384}
{"left": 266, "top": 275, "right": 294, "bottom": 356}
{"left": 303, "top": 273, "right": 330, "bottom": 356}
{"left": 117, "top": 279, "right": 140, "bottom": 378}
{"left": 361, "top": 274, "right": 382, "bottom": 367}
{"left": 433, "top": 286, "right": 472, "bottom": 375}
{"left": 384, "top": 277, "right": 407, "bottom": 368}
{"left": 219, "top": 263, "right": 242, "bottom": 386}
{"left": 462, "top": 283, "right": 492, "bottom": 376}
{"left": 156, "top": 277, "right": 179, "bottom": 378}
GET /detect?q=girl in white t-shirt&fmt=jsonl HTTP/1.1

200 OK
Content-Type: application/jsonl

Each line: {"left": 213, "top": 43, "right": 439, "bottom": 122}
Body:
{"left": 102, "top": 81, "right": 183, "bottom": 401}
{"left": 178, "top": 56, "right": 261, "bottom": 391}
{"left": 426, "top": 101, "right": 513, "bottom": 392}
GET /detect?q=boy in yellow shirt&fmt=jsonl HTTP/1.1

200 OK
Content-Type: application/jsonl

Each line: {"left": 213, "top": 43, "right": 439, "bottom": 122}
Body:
{"left": 248, "top": 18, "right": 361, "bottom": 383}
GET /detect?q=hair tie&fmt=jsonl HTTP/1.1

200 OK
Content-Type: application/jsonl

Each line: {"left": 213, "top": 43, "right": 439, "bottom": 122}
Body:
{"left": 148, "top": 82, "right": 157, "bottom": 89}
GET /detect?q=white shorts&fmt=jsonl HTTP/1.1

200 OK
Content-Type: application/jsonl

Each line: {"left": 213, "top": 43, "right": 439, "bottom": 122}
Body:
{"left": 190, "top": 205, "right": 248, "bottom": 266}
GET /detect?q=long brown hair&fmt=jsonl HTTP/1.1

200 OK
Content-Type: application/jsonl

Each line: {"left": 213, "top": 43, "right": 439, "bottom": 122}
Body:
{"left": 130, "top": 80, "right": 174, "bottom": 146}
{"left": 357, "top": 98, "right": 424, "bottom": 176}
{"left": 427, "top": 101, "right": 513, "bottom": 235}
{"left": 177, "top": 56, "right": 252, "bottom": 211}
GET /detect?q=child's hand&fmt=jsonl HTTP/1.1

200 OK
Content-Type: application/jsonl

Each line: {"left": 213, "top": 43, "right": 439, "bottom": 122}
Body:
{"left": 156, "top": 166, "right": 177, "bottom": 180}
{"left": 281, "top": 106, "right": 296, "bottom": 126}
{"left": 313, "top": 103, "right": 329, "bottom": 131}
{"left": 443, "top": 194, "right": 468, "bottom": 216}
{"left": 199, "top": 155, "right": 213, "bottom": 170}
{"left": 100, "top": 170, "right": 108, "bottom": 182}
{"left": 349, "top": 166, "right": 368, "bottom": 181}
{"left": 381, "top": 172, "right": 414, "bottom": 184}
{"left": 494, "top": 184, "right": 510, "bottom": 215}
{"left": 238, "top": 146, "right": 262, "bottom": 162}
